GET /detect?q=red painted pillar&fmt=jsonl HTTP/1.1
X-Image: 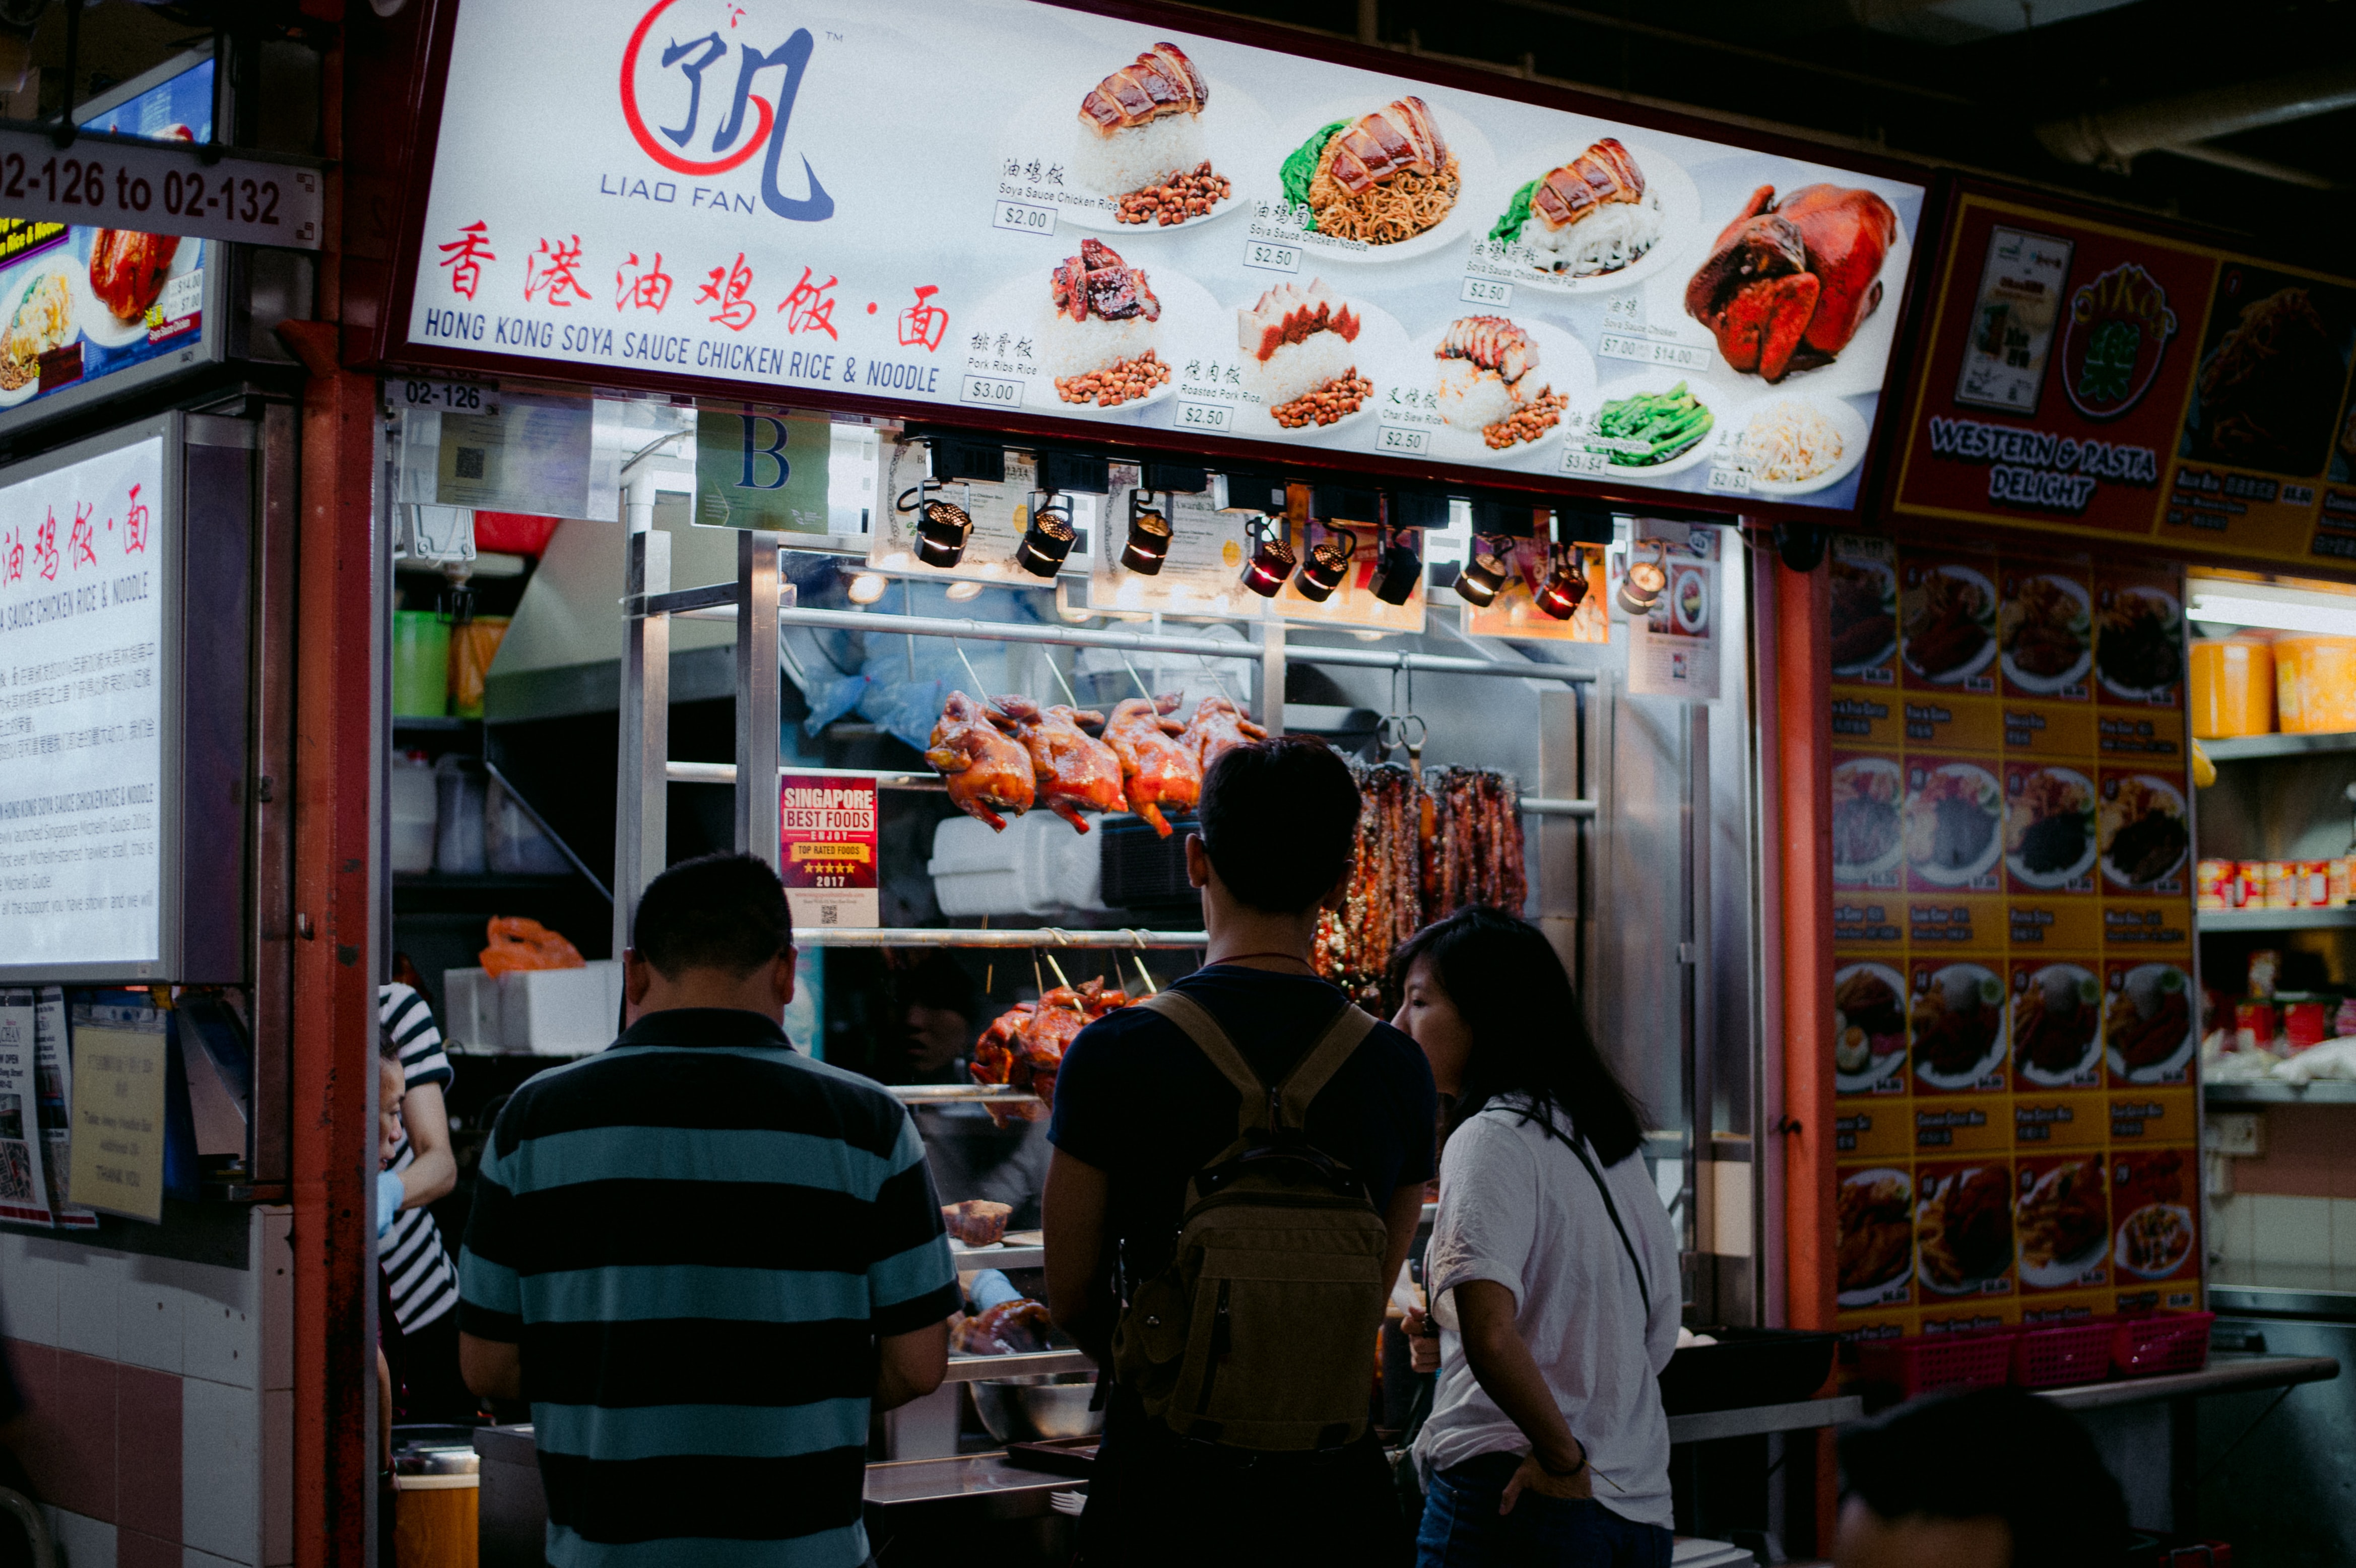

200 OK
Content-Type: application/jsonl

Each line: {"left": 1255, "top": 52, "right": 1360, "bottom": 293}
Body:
{"left": 1776, "top": 550, "right": 1838, "bottom": 1549}
{"left": 285, "top": 319, "right": 378, "bottom": 1568}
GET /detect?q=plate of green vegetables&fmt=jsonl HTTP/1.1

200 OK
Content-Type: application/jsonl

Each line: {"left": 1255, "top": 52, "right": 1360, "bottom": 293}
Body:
{"left": 1574, "top": 374, "right": 1728, "bottom": 477}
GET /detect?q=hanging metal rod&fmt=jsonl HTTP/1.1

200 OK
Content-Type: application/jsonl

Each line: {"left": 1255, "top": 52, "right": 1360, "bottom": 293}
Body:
{"left": 755, "top": 604, "right": 1591, "bottom": 684}
{"left": 1518, "top": 797, "right": 1597, "bottom": 818}
{"left": 667, "top": 761, "right": 946, "bottom": 791}
{"left": 793, "top": 927, "right": 1207, "bottom": 949}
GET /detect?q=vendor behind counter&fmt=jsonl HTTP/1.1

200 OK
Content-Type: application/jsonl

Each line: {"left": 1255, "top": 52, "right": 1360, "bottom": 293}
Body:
{"left": 881, "top": 953, "right": 1052, "bottom": 1230}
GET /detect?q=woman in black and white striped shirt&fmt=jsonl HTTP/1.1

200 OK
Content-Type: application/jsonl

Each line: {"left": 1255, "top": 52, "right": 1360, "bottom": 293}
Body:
{"left": 378, "top": 981, "right": 474, "bottom": 1420}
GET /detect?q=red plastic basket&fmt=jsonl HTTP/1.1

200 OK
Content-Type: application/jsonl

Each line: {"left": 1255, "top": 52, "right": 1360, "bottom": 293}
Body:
{"left": 2012, "top": 1319, "right": 2116, "bottom": 1389}
{"left": 2112, "top": 1311, "right": 2214, "bottom": 1378}
{"left": 1854, "top": 1329, "right": 2019, "bottom": 1400}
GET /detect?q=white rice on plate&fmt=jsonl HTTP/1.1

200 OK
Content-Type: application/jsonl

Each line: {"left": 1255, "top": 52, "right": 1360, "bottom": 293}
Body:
{"left": 1241, "top": 323, "right": 1357, "bottom": 407}
{"left": 1036, "top": 300, "right": 1161, "bottom": 381}
{"left": 1737, "top": 399, "right": 1843, "bottom": 484}
{"left": 1435, "top": 358, "right": 1522, "bottom": 430}
{"left": 1071, "top": 111, "right": 1207, "bottom": 200}
{"left": 1523, "top": 192, "right": 1663, "bottom": 278}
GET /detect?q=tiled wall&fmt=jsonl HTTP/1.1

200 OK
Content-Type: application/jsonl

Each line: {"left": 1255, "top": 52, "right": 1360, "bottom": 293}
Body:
{"left": 2207, "top": 1105, "right": 2356, "bottom": 1269}
{"left": 1, "top": 1210, "right": 294, "bottom": 1568}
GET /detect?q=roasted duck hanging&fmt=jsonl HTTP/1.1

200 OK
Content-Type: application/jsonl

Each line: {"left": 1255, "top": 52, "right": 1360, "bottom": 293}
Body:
{"left": 925, "top": 690, "right": 1035, "bottom": 832}
{"left": 1181, "top": 695, "right": 1267, "bottom": 773}
{"left": 970, "top": 979, "right": 1130, "bottom": 1123}
{"left": 994, "top": 696, "right": 1126, "bottom": 832}
{"left": 1103, "top": 694, "right": 1204, "bottom": 836}
{"left": 1684, "top": 184, "right": 1897, "bottom": 383}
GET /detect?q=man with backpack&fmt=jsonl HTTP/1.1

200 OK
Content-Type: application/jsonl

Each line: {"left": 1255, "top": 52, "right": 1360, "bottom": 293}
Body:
{"left": 1044, "top": 737, "right": 1438, "bottom": 1566}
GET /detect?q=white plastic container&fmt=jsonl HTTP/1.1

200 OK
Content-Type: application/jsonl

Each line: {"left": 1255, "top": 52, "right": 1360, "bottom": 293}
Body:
{"left": 485, "top": 775, "right": 571, "bottom": 875}
{"left": 928, "top": 813, "right": 1107, "bottom": 918}
{"left": 389, "top": 750, "right": 438, "bottom": 874}
{"left": 440, "top": 967, "right": 502, "bottom": 1052}
{"left": 433, "top": 754, "right": 487, "bottom": 874}
{"left": 500, "top": 961, "right": 621, "bottom": 1055}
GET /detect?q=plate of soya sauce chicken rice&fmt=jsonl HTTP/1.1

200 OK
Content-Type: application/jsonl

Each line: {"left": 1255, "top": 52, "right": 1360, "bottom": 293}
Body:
{"left": 1417, "top": 314, "right": 1593, "bottom": 456}
{"left": 2004, "top": 765, "right": 2097, "bottom": 889}
{"left": 1483, "top": 136, "right": 1697, "bottom": 295}
{"left": 2099, "top": 774, "right": 2190, "bottom": 892}
{"left": 1999, "top": 573, "right": 2092, "bottom": 694}
{"left": 1833, "top": 962, "right": 1909, "bottom": 1093}
{"left": 1911, "top": 962, "right": 2007, "bottom": 1090}
{"left": 1838, "top": 1167, "right": 1914, "bottom": 1305}
{"left": 2016, "top": 1160, "right": 2110, "bottom": 1289}
{"left": 1916, "top": 1165, "right": 2015, "bottom": 1295}
{"left": 1828, "top": 554, "right": 1897, "bottom": 675}
{"left": 1900, "top": 562, "right": 1998, "bottom": 685}
{"left": 1830, "top": 756, "right": 1905, "bottom": 883}
{"left": 2095, "top": 584, "right": 2184, "bottom": 702}
{"left": 1904, "top": 761, "right": 2004, "bottom": 887}
{"left": 2105, "top": 963, "right": 2194, "bottom": 1083}
{"left": 1059, "top": 41, "right": 1241, "bottom": 231}
{"left": 2011, "top": 963, "right": 2103, "bottom": 1086}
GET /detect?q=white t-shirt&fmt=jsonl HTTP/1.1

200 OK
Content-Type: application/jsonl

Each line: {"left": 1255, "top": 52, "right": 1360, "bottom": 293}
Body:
{"left": 1413, "top": 1095, "right": 1683, "bottom": 1531}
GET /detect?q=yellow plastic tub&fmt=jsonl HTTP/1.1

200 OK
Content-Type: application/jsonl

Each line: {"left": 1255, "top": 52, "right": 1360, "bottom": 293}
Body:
{"left": 2190, "top": 636, "right": 2274, "bottom": 738}
{"left": 2275, "top": 634, "right": 2356, "bottom": 734}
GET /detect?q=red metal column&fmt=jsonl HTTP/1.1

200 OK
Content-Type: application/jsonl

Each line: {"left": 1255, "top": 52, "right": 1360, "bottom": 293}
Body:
{"left": 284, "top": 319, "right": 378, "bottom": 1568}
{"left": 1775, "top": 550, "right": 1837, "bottom": 1550}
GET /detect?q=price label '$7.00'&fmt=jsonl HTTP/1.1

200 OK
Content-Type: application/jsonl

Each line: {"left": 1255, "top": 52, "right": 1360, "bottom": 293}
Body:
{"left": 1596, "top": 333, "right": 1714, "bottom": 371}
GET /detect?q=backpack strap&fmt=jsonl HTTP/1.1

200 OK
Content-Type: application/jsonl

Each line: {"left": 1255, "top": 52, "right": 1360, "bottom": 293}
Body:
{"left": 1140, "top": 991, "right": 1377, "bottom": 1138}
{"left": 1139, "top": 991, "right": 1271, "bottom": 1135}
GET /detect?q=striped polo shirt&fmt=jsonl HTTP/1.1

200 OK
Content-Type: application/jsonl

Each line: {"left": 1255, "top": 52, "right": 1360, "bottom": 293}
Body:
{"left": 459, "top": 1007, "right": 958, "bottom": 1568}
{"left": 378, "top": 983, "right": 461, "bottom": 1334}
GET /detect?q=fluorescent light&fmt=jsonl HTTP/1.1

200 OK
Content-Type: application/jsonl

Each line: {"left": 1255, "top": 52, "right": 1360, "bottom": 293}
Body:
{"left": 2186, "top": 578, "right": 2356, "bottom": 637}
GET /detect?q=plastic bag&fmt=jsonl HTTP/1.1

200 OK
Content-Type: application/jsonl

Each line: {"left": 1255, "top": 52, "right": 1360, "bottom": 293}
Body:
{"left": 480, "top": 916, "right": 585, "bottom": 976}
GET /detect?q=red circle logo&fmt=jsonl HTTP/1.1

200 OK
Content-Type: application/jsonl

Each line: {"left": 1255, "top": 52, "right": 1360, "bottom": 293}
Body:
{"left": 619, "top": 0, "right": 774, "bottom": 176}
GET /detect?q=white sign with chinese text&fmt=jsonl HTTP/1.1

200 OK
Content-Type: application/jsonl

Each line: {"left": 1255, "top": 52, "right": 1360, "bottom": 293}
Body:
{"left": 399, "top": 0, "right": 1925, "bottom": 517}
{"left": 0, "top": 435, "right": 167, "bottom": 973}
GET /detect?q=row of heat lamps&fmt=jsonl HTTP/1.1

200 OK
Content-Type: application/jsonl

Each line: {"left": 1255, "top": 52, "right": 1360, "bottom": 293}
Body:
{"left": 881, "top": 434, "right": 1658, "bottom": 620}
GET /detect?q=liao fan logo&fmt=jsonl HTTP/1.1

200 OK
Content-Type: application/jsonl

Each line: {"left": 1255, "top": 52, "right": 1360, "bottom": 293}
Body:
{"left": 619, "top": 0, "right": 834, "bottom": 222}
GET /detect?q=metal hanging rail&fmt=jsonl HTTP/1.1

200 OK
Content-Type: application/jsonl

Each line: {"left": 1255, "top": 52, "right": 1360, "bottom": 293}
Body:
{"left": 793, "top": 927, "right": 1207, "bottom": 950}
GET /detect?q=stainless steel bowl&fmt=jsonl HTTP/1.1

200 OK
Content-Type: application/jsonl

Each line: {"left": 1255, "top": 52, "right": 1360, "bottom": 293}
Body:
{"left": 971, "top": 1373, "right": 1104, "bottom": 1443}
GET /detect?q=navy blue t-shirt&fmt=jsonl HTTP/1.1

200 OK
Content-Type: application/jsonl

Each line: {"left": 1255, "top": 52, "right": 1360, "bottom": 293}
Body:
{"left": 1049, "top": 965, "right": 1438, "bottom": 1286}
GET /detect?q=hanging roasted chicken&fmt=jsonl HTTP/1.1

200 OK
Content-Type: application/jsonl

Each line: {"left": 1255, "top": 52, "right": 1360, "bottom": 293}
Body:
{"left": 1104, "top": 694, "right": 1203, "bottom": 837}
{"left": 971, "top": 979, "right": 1129, "bottom": 1123}
{"left": 1181, "top": 695, "right": 1267, "bottom": 773}
{"left": 1684, "top": 184, "right": 1897, "bottom": 383}
{"left": 994, "top": 696, "right": 1126, "bottom": 832}
{"left": 925, "top": 690, "right": 1036, "bottom": 832}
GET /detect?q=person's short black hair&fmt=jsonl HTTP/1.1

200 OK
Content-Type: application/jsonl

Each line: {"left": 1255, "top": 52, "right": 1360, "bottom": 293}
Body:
{"left": 1198, "top": 736, "right": 1360, "bottom": 914}
{"left": 631, "top": 853, "right": 793, "bottom": 978}
{"left": 1838, "top": 1387, "right": 2127, "bottom": 1567}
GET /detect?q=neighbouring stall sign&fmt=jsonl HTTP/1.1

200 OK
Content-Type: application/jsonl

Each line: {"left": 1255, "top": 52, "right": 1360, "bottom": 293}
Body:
{"left": 0, "top": 57, "right": 224, "bottom": 433}
{"left": 392, "top": 0, "right": 1925, "bottom": 517}
{"left": 695, "top": 407, "right": 831, "bottom": 531}
{"left": 0, "top": 434, "right": 168, "bottom": 975}
{"left": 1886, "top": 186, "right": 2356, "bottom": 569}
{"left": 0, "top": 126, "right": 321, "bottom": 250}
{"left": 780, "top": 774, "right": 878, "bottom": 929}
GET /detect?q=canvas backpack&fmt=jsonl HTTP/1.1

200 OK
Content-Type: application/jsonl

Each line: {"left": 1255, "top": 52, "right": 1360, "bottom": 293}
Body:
{"left": 1111, "top": 990, "right": 1394, "bottom": 1451}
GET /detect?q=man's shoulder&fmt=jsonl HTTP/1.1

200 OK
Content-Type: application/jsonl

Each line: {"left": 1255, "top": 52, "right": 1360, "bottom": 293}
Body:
{"left": 494, "top": 1042, "right": 908, "bottom": 1151}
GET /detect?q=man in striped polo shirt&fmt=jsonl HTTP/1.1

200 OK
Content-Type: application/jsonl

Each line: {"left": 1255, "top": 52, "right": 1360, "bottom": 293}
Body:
{"left": 459, "top": 854, "right": 956, "bottom": 1568}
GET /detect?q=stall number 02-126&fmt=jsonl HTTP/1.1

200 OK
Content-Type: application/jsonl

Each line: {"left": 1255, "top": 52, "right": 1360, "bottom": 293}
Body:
{"left": 398, "top": 379, "right": 490, "bottom": 412}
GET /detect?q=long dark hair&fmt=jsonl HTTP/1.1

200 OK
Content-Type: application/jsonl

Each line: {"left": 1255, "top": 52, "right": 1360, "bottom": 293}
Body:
{"left": 1390, "top": 905, "right": 1647, "bottom": 1165}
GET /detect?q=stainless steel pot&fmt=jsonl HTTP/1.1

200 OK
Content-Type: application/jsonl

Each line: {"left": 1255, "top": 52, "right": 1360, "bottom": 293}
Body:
{"left": 971, "top": 1373, "right": 1104, "bottom": 1443}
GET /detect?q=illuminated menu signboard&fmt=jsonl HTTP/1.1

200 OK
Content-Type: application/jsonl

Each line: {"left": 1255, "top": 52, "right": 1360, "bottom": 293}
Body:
{"left": 384, "top": 0, "right": 1926, "bottom": 518}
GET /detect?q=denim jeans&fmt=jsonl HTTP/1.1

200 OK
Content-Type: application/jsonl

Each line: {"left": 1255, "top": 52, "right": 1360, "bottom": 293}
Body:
{"left": 1415, "top": 1452, "right": 1673, "bottom": 1568}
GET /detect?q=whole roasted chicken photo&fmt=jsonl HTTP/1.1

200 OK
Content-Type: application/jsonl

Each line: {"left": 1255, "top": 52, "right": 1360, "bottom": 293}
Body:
{"left": 1685, "top": 184, "right": 1899, "bottom": 383}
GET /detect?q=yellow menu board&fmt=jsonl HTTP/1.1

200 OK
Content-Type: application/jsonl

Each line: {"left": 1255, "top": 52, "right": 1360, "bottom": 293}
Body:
{"left": 1829, "top": 533, "right": 2200, "bottom": 1346}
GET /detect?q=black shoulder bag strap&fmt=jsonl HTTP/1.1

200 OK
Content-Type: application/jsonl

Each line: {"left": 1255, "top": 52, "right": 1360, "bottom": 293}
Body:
{"left": 1528, "top": 1109, "right": 1652, "bottom": 1318}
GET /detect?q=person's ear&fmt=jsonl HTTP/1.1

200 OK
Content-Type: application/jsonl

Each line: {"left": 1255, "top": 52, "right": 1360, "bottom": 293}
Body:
{"left": 1320, "top": 862, "right": 1352, "bottom": 912}
{"left": 623, "top": 949, "right": 653, "bottom": 1006}
{"left": 771, "top": 948, "right": 797, "bottom": 1010}
{"left": 1185, "top": 832, "right": 1211, "bottom": 890}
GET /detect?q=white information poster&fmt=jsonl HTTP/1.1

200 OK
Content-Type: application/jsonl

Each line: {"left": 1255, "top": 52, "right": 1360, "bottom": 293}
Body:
{"left": 68, "top": 996, "right": 168, "bottom": 1224}
{"left": 0, "top": 434, "right": 168, "bottom": 973}
{"left": 1625, "top": 527, "right": 1720, "bottom": 699}
{"left": 0, "top": 988, "right": 53, "bottom": 1226}
{"left": 34, "top": 985, "right": 96, "bottom": 1227}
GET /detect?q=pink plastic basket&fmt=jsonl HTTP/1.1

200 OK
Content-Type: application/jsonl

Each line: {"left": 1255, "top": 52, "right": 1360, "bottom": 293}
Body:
{"left": 1855, "top": 1329, "right": 2019, "bottom": 1400}
{"left": 2012, "top": 1319, "right": 2116, "bottom": 1389}
{"left": 2112, "top": 1311, "right": 2214, "bottom": 1378}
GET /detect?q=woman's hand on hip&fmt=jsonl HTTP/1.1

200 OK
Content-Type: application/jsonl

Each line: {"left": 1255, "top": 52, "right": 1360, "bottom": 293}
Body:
{"left": 1499, "top": 1446, "right": 1593, "bottom": 1512}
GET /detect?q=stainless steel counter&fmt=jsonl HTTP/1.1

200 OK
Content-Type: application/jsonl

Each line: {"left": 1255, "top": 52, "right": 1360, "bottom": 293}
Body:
{"left": 2036, "top": 1351, "right": 2339, "bottom": 1412}
{"left": 1665, "top": 1395, "right": 1862, "bottom": 1445}
{"left": 864, "top": 1452, "right": 1079, "bottom": 1516}
{"left": 2207, "top": 1260, "right": 2356, "bottom": 1318}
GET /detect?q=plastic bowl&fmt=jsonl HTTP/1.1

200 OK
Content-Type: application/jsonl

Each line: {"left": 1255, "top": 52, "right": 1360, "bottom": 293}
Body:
{"left": 972, "top": 1373, "right": 1104, "bottom": 1443}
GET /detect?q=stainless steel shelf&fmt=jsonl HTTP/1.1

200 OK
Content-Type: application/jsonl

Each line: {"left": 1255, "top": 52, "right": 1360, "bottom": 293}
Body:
{"left": 2036, "top": 1353, "right": 2338, "bottom": 1412}
{"left": 2205, "top": 1080, "right": 2356, "bottom": 1104}
{"left": 1665, "top": 1395, "right": 1861, "bottom": 1445}
{"left": 2199, "top": 907, "right": 2356, "bottom": 933}
{"left": 951, "top": 1236, "right": 1046, "bottom": 1272}
{"left": 941, "top": 1348, "right": 1094, "bottom": 1385}
{"left": 800, "top": 927, "right": 1205, "bottom": 950}
{"left": 2200, "top": 731, "right": 2356, "bottom": 762}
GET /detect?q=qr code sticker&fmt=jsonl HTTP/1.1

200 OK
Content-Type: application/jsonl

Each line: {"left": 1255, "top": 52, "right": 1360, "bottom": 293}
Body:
{"left": 454, "top": 446, "right": 487, "bottom": 480}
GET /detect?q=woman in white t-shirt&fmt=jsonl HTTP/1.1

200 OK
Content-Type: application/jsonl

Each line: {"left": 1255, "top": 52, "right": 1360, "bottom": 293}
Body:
{"left": 1391, "top": 907, "right": 1682, "bottom": 1567}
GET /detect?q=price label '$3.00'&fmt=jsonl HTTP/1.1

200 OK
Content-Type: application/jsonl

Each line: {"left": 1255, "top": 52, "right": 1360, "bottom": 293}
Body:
{"left": 960, "top": 375, "right": 1025, "bottom": 409}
